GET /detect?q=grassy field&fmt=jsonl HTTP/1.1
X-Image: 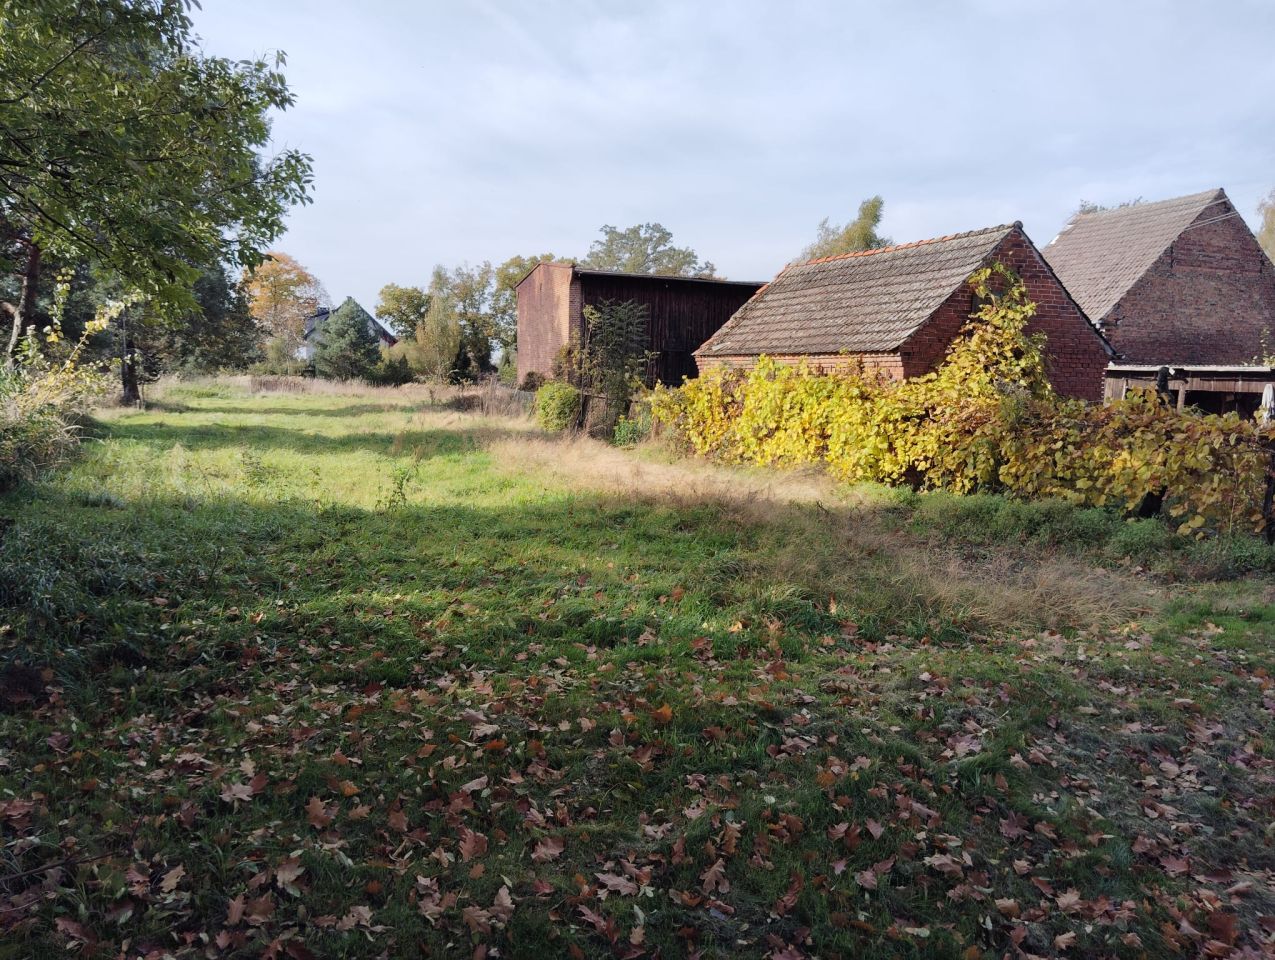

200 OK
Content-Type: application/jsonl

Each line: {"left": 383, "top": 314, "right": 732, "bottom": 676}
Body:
{"left": 2, "top": 380, "right": 1274, "bottom": 959}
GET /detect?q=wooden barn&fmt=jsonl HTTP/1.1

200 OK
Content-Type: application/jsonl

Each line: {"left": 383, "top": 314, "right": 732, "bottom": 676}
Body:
{"left": 696, "top": 222, "right": 1114, "bottom": 400}
{"left": 515, "top": 262, "right": 763, "bottom": 388}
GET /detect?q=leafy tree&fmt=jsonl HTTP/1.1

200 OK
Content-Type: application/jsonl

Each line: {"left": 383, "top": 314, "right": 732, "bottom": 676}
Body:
{"left": 386, "top": 268, "right": 463, "bottom": 381}
{"left": 439, "top": 263, "right": 496, "bottom": 380}
{"left": 148, "top": 266, "right": 261, "bottom": 374}
{"left": 561, "top": 298, "right": 651, "bottom": 434}
{"left": 244, "top": 252, "right": 329, "bottom": 352}
{"left": 375, "top": 283, "right": 431, "bottom": 338}
{"left": 580, "top": 299, "right": 651, "bottom": 401}
{"left": 583, "top": 224, "right": 715, "bottom": 277}
{"left": 1258, "top": 189, "right": 1275, "bottom": 263}
{"left": 0, "top": 0, "right": 312, "bottom": 391}
{"left": 801, "top": 196, "right": 890, "bottom": 261}
{"left": 383, "top": 258, "right": 550, "bottom": 381}
{"left": 312, "top": 297, "right": 379, "bottom": 380}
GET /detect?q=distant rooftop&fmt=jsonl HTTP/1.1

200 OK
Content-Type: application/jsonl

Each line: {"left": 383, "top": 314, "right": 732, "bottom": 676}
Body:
{"left": 1042, "top": 189, "right": 1230, "bottom": 322}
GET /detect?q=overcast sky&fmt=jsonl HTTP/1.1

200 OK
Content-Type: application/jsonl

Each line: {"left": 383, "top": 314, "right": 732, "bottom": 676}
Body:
{"left": 193, "top": 1, "right": 1275, "bottom": 312}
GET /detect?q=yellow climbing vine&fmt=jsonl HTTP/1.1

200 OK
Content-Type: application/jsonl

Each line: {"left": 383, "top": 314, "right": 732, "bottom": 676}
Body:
{"left": 650, "top": 264, "right": 1273, "bottom": 536}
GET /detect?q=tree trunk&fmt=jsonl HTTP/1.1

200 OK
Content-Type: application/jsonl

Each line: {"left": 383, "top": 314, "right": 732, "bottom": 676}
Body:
{"left": 3, "top": 240, "right": 41, "bottom": 369}
{"left": 120, "top": 310, "right": 141, "bottom": 405}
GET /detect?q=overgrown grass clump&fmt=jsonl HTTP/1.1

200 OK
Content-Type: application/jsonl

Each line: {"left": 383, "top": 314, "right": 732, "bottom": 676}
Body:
{"left": 534, "top": 380, "right": 580, "bottom": 431}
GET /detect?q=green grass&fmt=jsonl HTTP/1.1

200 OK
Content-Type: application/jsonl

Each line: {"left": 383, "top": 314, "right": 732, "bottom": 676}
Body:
{"left": 1, "top": 382, "right": 1273, "bottom": 958}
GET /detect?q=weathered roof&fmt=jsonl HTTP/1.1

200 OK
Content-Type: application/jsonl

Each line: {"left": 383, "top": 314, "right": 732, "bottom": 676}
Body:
{"left": 301, "top": 306, "right": 329, "bottom": 340}
{"left": 513, "top": 260, "right": 763, "bottom": 290}
{"left": 698, "top": 224, "right": 1017, "bottom": 356}
{"left": 574, "top": 267, "right": 762, "bottom": 287}
{"left": 1042, "top": 189, "right": 1229, "bottom": 323}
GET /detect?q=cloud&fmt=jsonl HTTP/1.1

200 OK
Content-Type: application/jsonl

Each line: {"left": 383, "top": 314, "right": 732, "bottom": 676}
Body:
{"left": 192, "top": 0, "right": 1275, "bottom": 305}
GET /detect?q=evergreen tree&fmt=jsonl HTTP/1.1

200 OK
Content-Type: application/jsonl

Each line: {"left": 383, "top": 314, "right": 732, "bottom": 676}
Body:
{"left": 313, "top": 297, "right": 379, "bottom": 380}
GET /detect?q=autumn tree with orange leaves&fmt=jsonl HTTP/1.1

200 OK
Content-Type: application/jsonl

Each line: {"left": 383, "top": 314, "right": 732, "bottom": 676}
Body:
{"left": 243, "top": 252, "right": 329, "bottom": 353}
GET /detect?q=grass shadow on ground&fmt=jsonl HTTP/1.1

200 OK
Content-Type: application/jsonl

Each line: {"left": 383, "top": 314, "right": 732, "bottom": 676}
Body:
{"left": 105, "top": 420, "right": 531, "bottom": 459}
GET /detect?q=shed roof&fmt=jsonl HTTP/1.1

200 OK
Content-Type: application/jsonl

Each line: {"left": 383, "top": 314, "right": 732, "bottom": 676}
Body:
{"left": 1041, "top": 189, "right": 1229, "bottom": 323}
{"left": 697, "top": 224, "right": 1018, "bottom": 357}
{"left": 513, "top": 260, "right": 762, "bottom": 290}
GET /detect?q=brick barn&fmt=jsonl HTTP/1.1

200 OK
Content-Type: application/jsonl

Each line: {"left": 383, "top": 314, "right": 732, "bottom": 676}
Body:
{"left": 515, "top": 262, "right": 763, "bottom": 388}
{"left": 696, "top": 223, "right": 1113, "bottom": 401}
{"left": 1042, "top": 188, "right": 1275, "bottom": 365}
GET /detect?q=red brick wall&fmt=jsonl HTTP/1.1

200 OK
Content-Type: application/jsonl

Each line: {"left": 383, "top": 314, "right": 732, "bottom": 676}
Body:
{"left": 1102, "top": 201, "right": 1275, "bottom": 364}
{"left": 696, "top": 352, "right": 905, "bottom": 381}
{"left": 516, "top": 263, "right": 574, "bottom": 386}
{"left": 696, "top": 229, "right": 1111, "bottom": 401}
{"left": 899, "top": 230, "right": 1111, "bottom": 400}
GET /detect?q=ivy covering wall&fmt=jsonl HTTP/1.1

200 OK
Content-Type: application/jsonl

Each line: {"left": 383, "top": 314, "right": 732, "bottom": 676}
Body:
{"left": 651, "top": 265, "right": 1274, "bottom": 537}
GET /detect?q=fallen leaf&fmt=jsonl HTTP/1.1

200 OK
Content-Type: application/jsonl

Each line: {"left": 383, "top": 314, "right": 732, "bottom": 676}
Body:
{"left": 532, "top": 836, "right": 564, "bottom": 862}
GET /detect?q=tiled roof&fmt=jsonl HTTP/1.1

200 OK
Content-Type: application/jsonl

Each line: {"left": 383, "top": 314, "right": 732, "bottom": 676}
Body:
{"left": 697, "top": 224, "right": 1017, "bottom": 356}
{"left": 1041, "top": 189, "right": 1228, "bottom": 323}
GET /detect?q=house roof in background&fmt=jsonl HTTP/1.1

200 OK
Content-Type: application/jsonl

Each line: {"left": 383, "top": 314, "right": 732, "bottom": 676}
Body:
{"left": 697, "top": 224, "right": 1018, "bottom": 356}
{"left": 301, "top": 299, "right": 398, "bottom": 343}
{"left": 1041, "top": 188, "right": 1229, "bottom": 322}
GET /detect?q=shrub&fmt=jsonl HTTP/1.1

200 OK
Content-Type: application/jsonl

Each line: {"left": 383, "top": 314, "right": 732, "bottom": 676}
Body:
{"left": 613, "top": 404, "right": 652, "bottom": 446}
{"left": 520, "top": 371, "right": 545, "bottom": 393}
{"left": 1, "top": 289, "right": 113, "bottom": 488}
{"left": 248, "top": 356, "right": 309, "bottom": 377}
{"left": 653, "top": 264, "right": 1275, "bottom": 538}
{"left": 365, "top": 354, "right": 415, "bottom": 387}
{"left": 535, "top": 381, "right": 581, "bottom": 433}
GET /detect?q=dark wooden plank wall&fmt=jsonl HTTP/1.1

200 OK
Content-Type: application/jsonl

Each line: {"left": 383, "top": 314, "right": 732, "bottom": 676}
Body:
{"left": 578, "top": 275, "right": 762, "bottom": 385}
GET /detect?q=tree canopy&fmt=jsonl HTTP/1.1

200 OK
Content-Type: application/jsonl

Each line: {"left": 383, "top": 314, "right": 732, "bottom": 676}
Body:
{"left": 375, "top": 283, "right": 432, "bottom": 339}
{"left": 147, "top": 265, "right": 261, "bottom": 374}
{"left": 801, "top": 196, "right": 890, "bottom": 261}
{"left": 582, "top": 224, "right": 715, "bottom": 277}
{"left": 0, "top": 0, "right": 312, "bottom": 365}
{"left": 1075, "top": 197, "right": 1143, "bottom": 215}
{"left": 386, "top": 268, "right": 463, "bottom": 382}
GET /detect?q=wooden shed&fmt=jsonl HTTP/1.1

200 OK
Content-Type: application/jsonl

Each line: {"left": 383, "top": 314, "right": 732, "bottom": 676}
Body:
{"left": 1104, "top": 363, "right": 1275, "bottom": 418}
{"left": 515, "top": 263, "right": 763, "bottom": 388}
{"left": 696, "top": 223, "right": 1114, "bottom": 401}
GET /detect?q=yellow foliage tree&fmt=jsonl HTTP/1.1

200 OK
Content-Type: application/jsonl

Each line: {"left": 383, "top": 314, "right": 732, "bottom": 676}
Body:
{"left": 242, "top": 252, "right": 329, "bottom": 351}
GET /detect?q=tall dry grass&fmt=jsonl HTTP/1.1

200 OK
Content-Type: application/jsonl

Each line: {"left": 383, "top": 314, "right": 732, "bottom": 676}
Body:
{"left": 489, "top": 431, "right": 1154, "bottom": 634}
